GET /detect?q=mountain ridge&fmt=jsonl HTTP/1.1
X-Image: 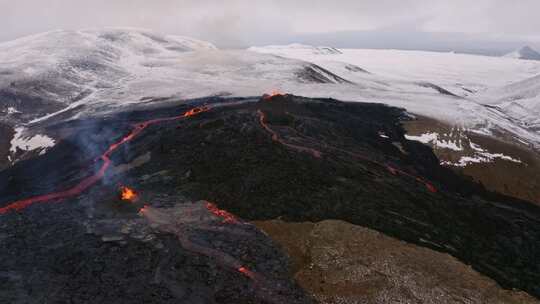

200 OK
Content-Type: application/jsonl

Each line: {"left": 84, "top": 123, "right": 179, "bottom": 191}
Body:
{"left": 504, "top": 46, "right": 540, "bottom": 61}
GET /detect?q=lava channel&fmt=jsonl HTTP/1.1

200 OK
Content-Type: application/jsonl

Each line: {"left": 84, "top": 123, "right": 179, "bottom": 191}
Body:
{"left": 257, "top": 109, "right": 437, "bottom": 193}
{"left": 0, "top": 106, "right": 210, "bottom": 215}
{"left": 139, "top": 202, "right": 291, "bottom": 303}
{"left": 257, "top": 109, "right": 322, "bottom": 158}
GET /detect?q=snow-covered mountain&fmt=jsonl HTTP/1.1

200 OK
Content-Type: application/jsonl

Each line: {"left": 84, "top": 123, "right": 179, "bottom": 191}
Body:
{"left": 479, "top": 74, "right": 540, "bottom": 132}
{"left": 0, "top": 28, "right": 215, "bottom": 124}
{"left": 504, "top": 46, "right": 540, "bottom": 61}
{"left": 0, "top": 29, "right": 351, "bottom": 127}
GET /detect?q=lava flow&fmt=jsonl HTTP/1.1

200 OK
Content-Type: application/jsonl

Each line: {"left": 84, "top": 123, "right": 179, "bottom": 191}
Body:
{"left": 257, "top": 109, "right": 323, "bottom": 158}
{"left": 139, "top": 203, "right": 291, "bottom": 303}
{"left": 257, "top": 109, "right": 437, "bottom": 193}
{"left": 184, "top": 105, "right": 210, "bottom": 117}
{"left": 262, "top": 90, "right": 285, "bottom": 100}
{"left": 120, "top": 186, "right": 138, "bottom": 202}
{"left": 206, "top": 202, "right": 239, "bottom": 224}
{"left": 0, "top": 106, "right": 211, "bottom": 215}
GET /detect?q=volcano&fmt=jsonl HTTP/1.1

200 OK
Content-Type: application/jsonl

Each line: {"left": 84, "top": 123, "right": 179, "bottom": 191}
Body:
{"left": 1, "top": 94, "right": 540, "bottom": 303}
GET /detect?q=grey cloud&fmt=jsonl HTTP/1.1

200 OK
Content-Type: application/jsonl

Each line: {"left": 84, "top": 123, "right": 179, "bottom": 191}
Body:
{"left": 0, "top": 0, "right": 539, "bottom": 48}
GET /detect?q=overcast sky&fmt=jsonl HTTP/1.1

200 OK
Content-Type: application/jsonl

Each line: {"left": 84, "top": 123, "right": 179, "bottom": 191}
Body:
{"left": 1, "top": 0, "right": 540, "bottom": 49}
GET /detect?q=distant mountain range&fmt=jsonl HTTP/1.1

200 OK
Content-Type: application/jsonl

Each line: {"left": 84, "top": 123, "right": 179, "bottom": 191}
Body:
{"left": 505, "top": 46, "right": 540, "bottom": 61}
{"left": 249, "top": 43, "right": 342, "bottom": 55}
{"left": 243, "top": 30, "right": 540, "bottom": 57}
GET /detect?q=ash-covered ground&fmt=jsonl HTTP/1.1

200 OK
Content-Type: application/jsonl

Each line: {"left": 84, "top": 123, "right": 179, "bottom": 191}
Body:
{"left": 1, "top": 95, "right": 540, "bottom": 303}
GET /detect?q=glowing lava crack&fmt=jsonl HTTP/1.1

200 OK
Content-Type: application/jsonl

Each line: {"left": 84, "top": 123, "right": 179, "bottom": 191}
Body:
{"left": 139, "top": 201, "right": 289, "bottom": 303}
{"left": 257, "top": 109, "right": 437, "bottom": 193}
{"left": 0, "top": 106, "right": 210, "bottom": 215}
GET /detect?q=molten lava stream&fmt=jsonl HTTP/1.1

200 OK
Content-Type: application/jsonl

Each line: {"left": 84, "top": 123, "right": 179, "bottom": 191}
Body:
{"left": 0, "top": 106, "right": 210, "bottom": 215}
{"left": 257, "top": 109, "right": 437, "bottom": 193}
{"left": 262, "top": 90, "right": 285, "bottom": 101}
{"left": 257, "top": 110, "right": 322, "bottom": 158}
{"left": 140, "top": 204, "right": 289, "bottom": 303}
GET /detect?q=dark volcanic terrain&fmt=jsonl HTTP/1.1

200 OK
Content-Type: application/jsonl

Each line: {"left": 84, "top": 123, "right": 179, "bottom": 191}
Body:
{"left": 1, "top": 95, "right": 539, "bottom": 303}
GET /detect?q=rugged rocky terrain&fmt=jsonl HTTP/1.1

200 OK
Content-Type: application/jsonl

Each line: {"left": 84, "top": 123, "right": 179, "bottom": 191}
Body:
{"left": 254, "top": 219, "right": 540, "bottom": 304}
{"left": 1, "top": 94, "right": 539, "bottom": 303}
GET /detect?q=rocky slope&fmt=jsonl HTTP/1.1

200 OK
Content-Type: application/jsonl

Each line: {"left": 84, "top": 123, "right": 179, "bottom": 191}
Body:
{"left": 255, "top": 219, "right": 540, "bottom": 304}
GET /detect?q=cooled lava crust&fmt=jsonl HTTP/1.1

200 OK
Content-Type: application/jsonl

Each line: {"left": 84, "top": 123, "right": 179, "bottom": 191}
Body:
{"left": 1, "top": 94, "right": 539, "bottom": 302}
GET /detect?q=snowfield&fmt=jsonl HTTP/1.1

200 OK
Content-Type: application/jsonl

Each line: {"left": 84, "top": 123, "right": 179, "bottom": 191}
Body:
{"left": 0, "top": 28, "right": 350, "bottom": 126}
{"left": 404, "top": 132, "right": 464, "bottom": 152}
{"left": 249, "top": 45, "right": 540, "bottom": 149}
{"left": 9, "top": 127, "right": 55, "bottom": 159}
{"left": 1, "top": 28, "right": 540, "bottom": 163}
{"left": 477, "top": 74, "right": 540, "bottom": 133}
{"left": 249, "top": 44, "right": 342, "bottom": 55}
{"left": 405, "top": 131, "right": 522, "bottom": 167}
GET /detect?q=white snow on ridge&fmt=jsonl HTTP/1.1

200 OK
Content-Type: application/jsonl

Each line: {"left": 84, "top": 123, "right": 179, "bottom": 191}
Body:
{"left": 405, "top": 132, "right": 463, "bottom": 151}
{"left": 441, "top": 152, "right": 522, "bottom": 167}
{"left": 1, "top": 29, "right": 357, "bottom": 126}
{"left": 0, "top": 28, "right": 217, "bottom": 112}
{"left": 406, "top": 132, "right": 523, "bottom": 167}
{"left": 477, "top": 74, "right": 540, "bottom": 133}
{"left": 6, "top": 107, "right": 21, "bottom": 114}
{"left": 9, "top": 127, "right": 55, "bottom": 155}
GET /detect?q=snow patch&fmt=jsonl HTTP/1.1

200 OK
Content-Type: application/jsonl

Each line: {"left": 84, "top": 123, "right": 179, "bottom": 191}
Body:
{"left": 441, "top": 152, "right": 522, "bottom": 167}
{"left": 405, "top": 132, "right": 463, "bottom": 151}
{"left": 469, "top": 142, "right": 485, "bottom": 152}
{"left": 6, "top": 107, "right": 21, "bottom": 114}
{"left": 9, "top": 127, "right": 56, "bottom": 154}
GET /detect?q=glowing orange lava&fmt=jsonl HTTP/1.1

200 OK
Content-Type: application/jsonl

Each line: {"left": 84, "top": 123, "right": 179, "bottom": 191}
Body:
{"left": 257, "top": 109, "right": 322, "bottom": 158}
{"left": 120, "top": 186, "right": 138, "bottom": 202}
{"left": 138, "top": 204, "right": 150, "bottom": 215}
{"left": 184, "top": 106, "right": 210, "bottom": 117}
{"left": 263, "top": 90, "right": 285, "bottom": 100}
{"left": 0, "top": 106, "right": 211, "bottom": 215}
{"left": 206, "top": 202, "right": 239, "bottom": 224}
{"left": 257, "top": 109, "right": 437, "bottom": 193}
{"left": 238, "top": 266, "right": 256, "bottom": 279}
